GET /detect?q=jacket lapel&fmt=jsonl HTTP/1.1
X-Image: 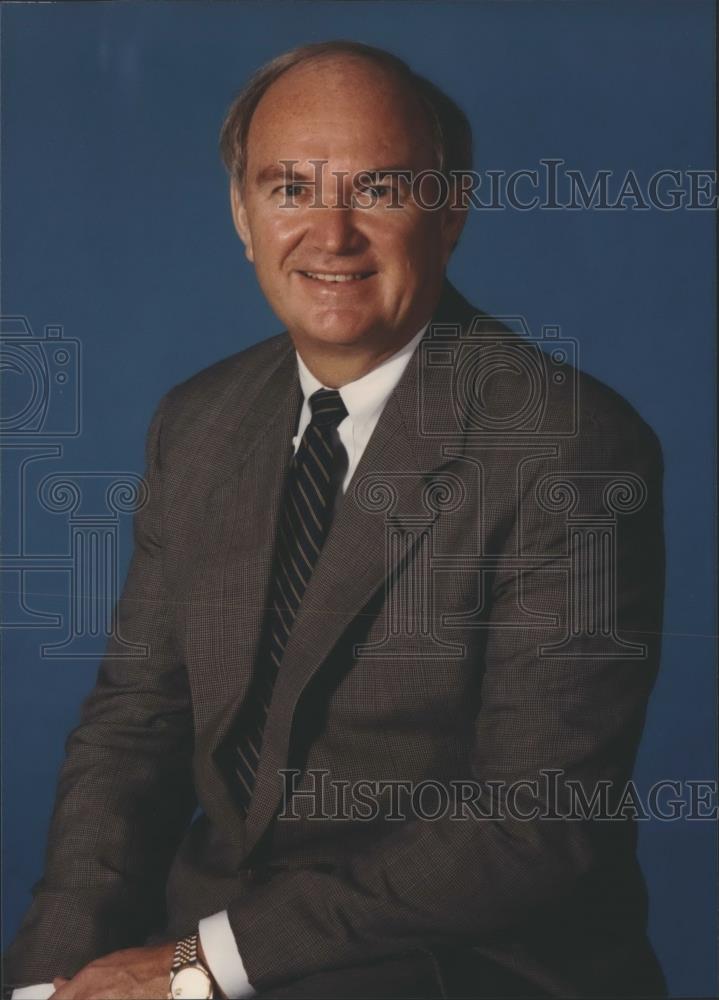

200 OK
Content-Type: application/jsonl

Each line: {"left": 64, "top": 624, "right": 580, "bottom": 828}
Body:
{"left": 192, "top": 344, "right": 301, "bottom": 848}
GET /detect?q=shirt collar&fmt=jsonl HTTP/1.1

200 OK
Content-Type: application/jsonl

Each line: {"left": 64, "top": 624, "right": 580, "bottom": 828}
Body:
{"left": 295, "top": 322, "right": 429, "bottom": 429}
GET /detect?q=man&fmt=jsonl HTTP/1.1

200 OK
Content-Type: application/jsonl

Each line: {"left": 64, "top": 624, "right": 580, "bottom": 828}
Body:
{"left": 4, "top": 41, "right": 666, "bottom": 999}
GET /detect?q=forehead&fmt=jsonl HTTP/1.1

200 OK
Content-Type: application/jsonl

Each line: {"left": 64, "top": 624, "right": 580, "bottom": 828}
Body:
{"left": 246, "top": 56, "right": 436, "bottom": 174}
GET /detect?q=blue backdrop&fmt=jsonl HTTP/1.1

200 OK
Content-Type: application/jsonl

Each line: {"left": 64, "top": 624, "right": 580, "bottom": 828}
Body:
{"left": 2, "top": 2, "right": 716, "bottom": 996}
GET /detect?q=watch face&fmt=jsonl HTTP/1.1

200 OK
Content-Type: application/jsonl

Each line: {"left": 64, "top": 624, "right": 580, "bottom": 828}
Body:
{"left": 171, "top": 965, "right": 213, "bottom": 999}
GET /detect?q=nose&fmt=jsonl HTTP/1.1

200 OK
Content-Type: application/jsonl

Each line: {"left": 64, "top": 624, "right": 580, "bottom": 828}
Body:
{"left": 308, "top": 203, "right": 364, "bottom": 255}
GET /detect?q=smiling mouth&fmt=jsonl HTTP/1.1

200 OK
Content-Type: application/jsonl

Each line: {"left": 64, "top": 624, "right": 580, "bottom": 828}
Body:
{"left": 299, "top": 270, "right": 375, "bottom": 283}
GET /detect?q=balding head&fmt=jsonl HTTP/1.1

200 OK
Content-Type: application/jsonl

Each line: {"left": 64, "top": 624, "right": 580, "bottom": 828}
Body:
{"left": 244, "top": 53, "right": 438, "bottom": 200}
{"left": 220, "top": 41, "right": 472, "bottom": 190}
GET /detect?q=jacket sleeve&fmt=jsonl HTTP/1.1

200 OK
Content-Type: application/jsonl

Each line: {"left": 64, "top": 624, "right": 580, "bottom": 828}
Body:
{"left": 3, "top": 394, "right": 197, "bottom": 986}
{"left": 223, "top": 413, "right": 665, "bottom": 992}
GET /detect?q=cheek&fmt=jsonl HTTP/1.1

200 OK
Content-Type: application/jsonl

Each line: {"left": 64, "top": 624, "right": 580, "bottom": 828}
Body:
{"left": 249, "top": 211, "right": 305, "bottom": 270}
{"left": 376, "top": 211, "right": 446, "bottom": 278}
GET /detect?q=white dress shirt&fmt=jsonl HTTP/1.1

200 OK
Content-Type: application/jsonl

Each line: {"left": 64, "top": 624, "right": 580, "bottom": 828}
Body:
{"left": 12, "top": 322, "right": 428, "bottom": 1000}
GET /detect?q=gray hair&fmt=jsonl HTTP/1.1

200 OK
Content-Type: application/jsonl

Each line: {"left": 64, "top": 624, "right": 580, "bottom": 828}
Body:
{"left": 219, "top": 40, "right": 473, "bottom": 187}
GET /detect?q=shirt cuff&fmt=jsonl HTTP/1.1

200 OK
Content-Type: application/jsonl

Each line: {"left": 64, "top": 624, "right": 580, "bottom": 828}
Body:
{"left": 198, "top": 910, "right": 256, "bottom": 998}
{"left": 11, "top": 987, "right": 55, "bottom": 999}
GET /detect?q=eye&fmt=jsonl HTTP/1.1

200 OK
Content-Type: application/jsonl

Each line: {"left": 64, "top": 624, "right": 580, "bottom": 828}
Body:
{"left": 272, "top": 183, "right": 311, "bottom": 203}
{"left": 353, "top": 178, "right": 407, "bottom": 208}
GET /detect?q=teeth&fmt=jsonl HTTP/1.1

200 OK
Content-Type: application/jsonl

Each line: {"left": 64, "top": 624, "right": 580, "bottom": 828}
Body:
{"left": 303, "top": 271, "right": 367, "bottom": 282}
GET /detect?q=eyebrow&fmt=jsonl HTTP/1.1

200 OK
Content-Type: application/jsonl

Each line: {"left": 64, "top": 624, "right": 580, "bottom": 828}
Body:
{"left": 357, "top": 167, "right": 413, "bottom": 181}
{"left": 254, "top": 164, "right": 316, "bottom": 187}
{"left": 253, "top": 164, "right": 414, "bottom": 187}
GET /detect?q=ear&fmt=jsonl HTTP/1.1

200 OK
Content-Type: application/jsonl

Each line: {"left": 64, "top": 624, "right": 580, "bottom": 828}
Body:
{"left": 441, "top": 204, "right": 469, "bottom": 258}
{"left": 230, "top": 176, "right": 255, "bottom": 262}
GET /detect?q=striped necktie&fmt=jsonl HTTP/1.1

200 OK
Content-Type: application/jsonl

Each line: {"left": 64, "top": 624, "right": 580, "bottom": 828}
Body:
{"left": 231, "top": 388, "right": 349, "bottom": 813}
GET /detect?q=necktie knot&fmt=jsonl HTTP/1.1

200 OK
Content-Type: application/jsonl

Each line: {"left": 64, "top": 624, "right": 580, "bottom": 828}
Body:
{"left": 309, "top": 388, "right": 348, "bottom": 429}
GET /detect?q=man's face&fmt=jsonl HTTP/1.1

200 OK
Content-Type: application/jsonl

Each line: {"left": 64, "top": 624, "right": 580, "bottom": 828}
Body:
{"left": 231, "top": 56, "right": 466, "bottom": 357}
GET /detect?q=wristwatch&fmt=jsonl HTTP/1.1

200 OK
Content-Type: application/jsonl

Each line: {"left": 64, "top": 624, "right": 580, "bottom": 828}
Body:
{"left": 168, "top": 932, "right": 215, "bottom": 999}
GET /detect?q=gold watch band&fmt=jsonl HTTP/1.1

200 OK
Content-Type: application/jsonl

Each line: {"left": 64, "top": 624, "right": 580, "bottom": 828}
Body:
{"left": 171, "top": 933, "right": 200, "bottom": 971}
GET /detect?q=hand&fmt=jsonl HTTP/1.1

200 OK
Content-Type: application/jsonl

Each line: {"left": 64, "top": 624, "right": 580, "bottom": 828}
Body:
{"left": 49, "top": 942, "right": 175, "bottom": 999}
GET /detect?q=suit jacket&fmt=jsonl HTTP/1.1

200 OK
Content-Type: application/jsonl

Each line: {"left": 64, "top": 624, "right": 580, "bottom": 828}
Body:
{"left": 4, "top": 282, "right": 667, "bottom": 997}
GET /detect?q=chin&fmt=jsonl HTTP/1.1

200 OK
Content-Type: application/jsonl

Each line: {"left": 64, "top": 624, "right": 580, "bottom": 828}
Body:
{"left": 305, "top": 329, "right": 374, "bottom": 349}
{"left": 298, "top": 317, "right": 380, "bottom": 348}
